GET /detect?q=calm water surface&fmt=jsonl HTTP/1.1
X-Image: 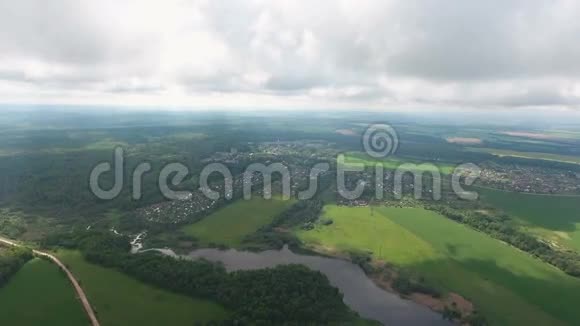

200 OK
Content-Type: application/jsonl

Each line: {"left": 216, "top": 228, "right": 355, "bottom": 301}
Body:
{"left": 148, "top": 245, "right": 449, "bottom": 326}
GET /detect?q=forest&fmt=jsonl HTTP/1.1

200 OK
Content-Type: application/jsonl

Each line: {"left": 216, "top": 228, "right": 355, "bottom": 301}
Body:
{"left": 44, "top": 231, "right": 359, "bottom": 324}
{"left": 0, "top": 245, "right": 33, "bottom": 288}
{"left": 241, "top": 199, "right": 325, "bottom": 251}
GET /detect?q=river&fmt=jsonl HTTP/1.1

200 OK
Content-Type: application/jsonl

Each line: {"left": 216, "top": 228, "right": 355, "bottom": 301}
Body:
{"left": 143, "top": 245, "right": 449, "bottom": 325}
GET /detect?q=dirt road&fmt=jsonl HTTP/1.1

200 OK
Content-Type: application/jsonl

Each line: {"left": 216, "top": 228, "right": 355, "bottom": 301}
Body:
{"left": 0, "top": 237, "right": 100, "bottom": 326}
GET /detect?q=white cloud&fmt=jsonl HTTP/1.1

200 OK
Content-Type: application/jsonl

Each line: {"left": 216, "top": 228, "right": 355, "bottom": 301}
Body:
{"left": 0, "top": 0, "right": 580, "bottom": 110}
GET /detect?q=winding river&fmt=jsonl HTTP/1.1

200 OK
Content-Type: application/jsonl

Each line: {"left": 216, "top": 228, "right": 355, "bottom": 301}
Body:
{"left": 144, "top": 245, "right": 449, "bottom": 325}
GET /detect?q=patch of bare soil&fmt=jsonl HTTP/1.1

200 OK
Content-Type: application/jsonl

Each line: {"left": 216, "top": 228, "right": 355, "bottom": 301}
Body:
{"left": 369, "top": 263, "right": 475, "bottom": 323}
{"left": 411, "top": 293, "right": 445, "bottom": 311}
{"left": 501, "top": 131, "right": 559, "bottom": 140}
{"left": 448, "top": 292, "right": 474, "bottom": 315}
{"left": 335, "top": 129, "right": 358, "bottom": 136}
{"left": 369, "top": 263, "right": 397, "bottom": 292}
{"left": 446, "top": 137, "right": 483, "bottom": 145}
{"left": 306, "top": 246, "right": 478, "bottom": 324}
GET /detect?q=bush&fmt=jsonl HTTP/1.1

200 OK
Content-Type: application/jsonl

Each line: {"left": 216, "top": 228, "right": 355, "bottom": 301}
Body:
{"left": 320, "top": 218, "right": 334, "bottom": 226}
{"left": 0, "top": 246, "right": 33, "bottom": 288}
{"left": 392, "top": 274, "right": 441, "bottom": 297}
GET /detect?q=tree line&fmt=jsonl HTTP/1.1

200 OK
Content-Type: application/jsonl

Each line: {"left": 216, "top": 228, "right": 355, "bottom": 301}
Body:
{"left": 242, "top": 199, "right": 324, "bottom": 251}
{"left": 427, "top": 205, "right": 580, "bottom": 277}
{"left": 44, "top": 231, "right": 361, "bottom": 325}
{"left": 0, "top": 245, "right": 33, "bottom": 288}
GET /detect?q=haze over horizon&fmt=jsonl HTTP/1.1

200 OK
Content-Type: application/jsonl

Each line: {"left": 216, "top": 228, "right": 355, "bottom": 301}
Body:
{"left": 1, "top": 0, "right": 580, "bottom": 112}
{"left": 4, "top": 3, "right": 580, "bottom": 326}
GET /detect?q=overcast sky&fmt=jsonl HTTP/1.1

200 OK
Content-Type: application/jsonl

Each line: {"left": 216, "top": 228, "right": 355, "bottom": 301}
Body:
{"left": 1, "top": 0, "right": 580, "bottom": 111}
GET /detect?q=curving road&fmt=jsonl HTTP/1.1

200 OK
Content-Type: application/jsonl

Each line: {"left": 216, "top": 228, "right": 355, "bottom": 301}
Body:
{"left": 0, "top": 237, "right": 100, "bottom": 326}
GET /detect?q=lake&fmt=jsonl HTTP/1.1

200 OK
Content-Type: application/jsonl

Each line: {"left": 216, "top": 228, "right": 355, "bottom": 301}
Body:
{"left": 145, "top": 245, "right": 449, "bottom": 325}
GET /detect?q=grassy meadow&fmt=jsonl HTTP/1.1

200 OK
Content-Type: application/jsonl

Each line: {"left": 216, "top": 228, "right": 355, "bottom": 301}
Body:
{"left": 383, "top": 207, "right": 580, "bottom": 326}
{"left": 480, "top": 188, "right": 580, "bottom": 251}
{"left": 182, "top": 197, "right": 295, "bottom": 247}
{"left": 56, "top": 250, "right": 229, "bottom": 326}
{"left": 467, "top": 147, "right": 580, "bottom": 164}
{"left": 296, "top": 206, "right": 436, "bottom": 265}
{"left": 0, "top": 258, "right": 87, "bottom": 325}
{"left": 343, "top": 152, "right": 456, "bottom": 174}
{"left": 297, "top": 205, "right": 580, "bottom": 325}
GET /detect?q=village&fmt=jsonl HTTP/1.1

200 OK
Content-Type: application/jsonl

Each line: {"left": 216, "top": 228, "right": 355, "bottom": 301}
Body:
{"left": 478, "top": 163, "right": 580, "bottom": 194}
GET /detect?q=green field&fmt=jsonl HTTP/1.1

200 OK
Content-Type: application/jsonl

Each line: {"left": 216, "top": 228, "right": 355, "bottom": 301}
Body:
{"left": 183, "top": 197, "right": 296, "bottom": 247}
{"left": 56, "top": 250, "right": 229, "bottom": 326}
{"left": 344, "top": 152, "right": 456, "bottom": 174}
{"left": 297, "top": 205, "right": 580, "bottom": 325}
{"left": 0, "top": 258, "right": 87, "bottom": 325}
{"left": 480, "top": 188, "right": 580, "bottom": 251}
{"left": 467, "top": 147, "right": 580, "bottom": 164}
{"left": 296, "top": 206, "right": 436, "bottom": 265}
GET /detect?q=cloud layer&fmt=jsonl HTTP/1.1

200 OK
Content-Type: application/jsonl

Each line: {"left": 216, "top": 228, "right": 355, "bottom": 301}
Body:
{"left": 1, "top": 0, "right": 580, "bottom": 110}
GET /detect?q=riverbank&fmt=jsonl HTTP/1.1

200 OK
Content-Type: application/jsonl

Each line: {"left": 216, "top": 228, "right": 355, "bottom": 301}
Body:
{"left": 140, "top": 245, "right": 449, "bottom": 325}
{"left": 301, "top": 243, "right": 474, "bottom": 322}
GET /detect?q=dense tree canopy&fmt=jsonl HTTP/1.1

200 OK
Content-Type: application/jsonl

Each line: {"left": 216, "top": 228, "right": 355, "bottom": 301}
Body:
{"left": 58, "top": 231, "right": 357, "bottom": 324}
{"left": 0, "top": 245, "right": 33, "bottom": 288}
